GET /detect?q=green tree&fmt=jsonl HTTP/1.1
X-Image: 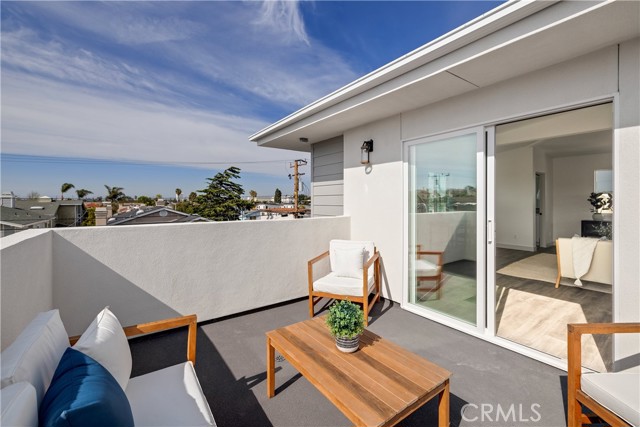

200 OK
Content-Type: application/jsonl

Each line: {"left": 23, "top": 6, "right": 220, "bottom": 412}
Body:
{"left": 194, "top": 166, "right": 254, "bottom": 221}
{"left": 82, "top": 207, "right": 96, "bottom": 226}
{"left": 298, "top": 194, "right": 310, "bottom": 205}
{"left": 60, "top": 183, "right": 75, "bottom": 200}
{"left": 249, "top": 190, "right": 257, "bottom": 201}
{"left": 136, "top": 196, "right": 155, "bottom": 206}
{"left": 76, "top": 189, "right": 93, "bottom": 199}
{"left": 175, "top": 188, "right": 182, "bottom": 201}
{"left": 274, "top": 188, "right": 282, "bottom": 204}
{"left": 188, "top": 192, "right": 197, "bottom": 202}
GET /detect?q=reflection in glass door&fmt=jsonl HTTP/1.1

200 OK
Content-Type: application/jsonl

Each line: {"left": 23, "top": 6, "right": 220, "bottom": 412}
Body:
{"left": 408, "top": 131, "right": 482, "bottom": 326}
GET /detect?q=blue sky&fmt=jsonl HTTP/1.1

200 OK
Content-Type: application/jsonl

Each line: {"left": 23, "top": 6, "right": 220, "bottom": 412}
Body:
{"left": 1, "top": 1, "right": 501, "bottom": 200}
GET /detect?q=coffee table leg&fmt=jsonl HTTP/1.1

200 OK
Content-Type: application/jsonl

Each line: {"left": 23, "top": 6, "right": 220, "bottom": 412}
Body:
{"left": 267, "top": 337, "right": 275, "bottom": 398}
{"left": 438, "top": 379, "right": 450, "bottom": 427}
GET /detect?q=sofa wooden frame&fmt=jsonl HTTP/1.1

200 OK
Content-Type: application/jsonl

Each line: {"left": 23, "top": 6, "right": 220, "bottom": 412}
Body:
{"left": 415, "top": 245, "right": 444, "bottom": 299}
{"left": 308, "top": 248, "right": 380, "bottom": 326}
{"left": 69, "top": 314, "right": 198, "bottom": 365}
{"left": 567, "top": 322, "right": 640, "bottom": 427}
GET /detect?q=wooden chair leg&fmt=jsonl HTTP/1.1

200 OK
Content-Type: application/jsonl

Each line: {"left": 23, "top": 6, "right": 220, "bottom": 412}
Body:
{"left": 308, "top": 294, "right": 315, "bottom": 318}
{"left": 363, "top": 295, "right": 369, "bottom": 327}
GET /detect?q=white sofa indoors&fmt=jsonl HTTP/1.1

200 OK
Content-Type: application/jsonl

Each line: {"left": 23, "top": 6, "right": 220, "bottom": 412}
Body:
{"left": 1, "top": 308, "right": 216, "bottom": 427}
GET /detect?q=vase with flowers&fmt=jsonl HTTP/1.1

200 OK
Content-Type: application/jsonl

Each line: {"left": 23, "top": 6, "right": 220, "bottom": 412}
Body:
{"left": 587, "top": 192, "right": 612, "bottom": 221}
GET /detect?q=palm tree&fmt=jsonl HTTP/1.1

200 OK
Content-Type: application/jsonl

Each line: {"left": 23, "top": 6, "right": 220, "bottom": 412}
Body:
{"left": 188, "top": 192, "right": 197, "bottom": 202}
{"left": 76, "top": 189, "right": 93, "bottom": 199}
{"left": 60, "top": 183, "right": 75, "bottom": 200}
{"left": 249, "top": 190, "right": 257, "bottom": 201}
{"left": 175, "top": 188, "right": 182, "bottom": 202}
{"left": 104, "top": 185, "right": 125, "bottom": 202}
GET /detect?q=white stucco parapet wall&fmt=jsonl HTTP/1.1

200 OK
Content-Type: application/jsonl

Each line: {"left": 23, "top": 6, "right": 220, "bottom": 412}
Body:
{"left": 1, "top": 217, "right": 350, "bottom": 345}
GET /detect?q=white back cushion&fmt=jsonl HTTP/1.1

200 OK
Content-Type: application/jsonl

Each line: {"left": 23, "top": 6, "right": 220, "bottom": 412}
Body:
{"left": 0, "top": 310, "right": 68, "bottom": 405}
{"left": 73, "top": 307, "right": 132, "bottom": 391}
{"left": 329, "top": 240, "right": 375, "bottom": 278}
{"left": 333, "top": 247, "right": 365, "bottom": 279}
{"left": 0, "top": 382, "right": 38, "bottom": 427}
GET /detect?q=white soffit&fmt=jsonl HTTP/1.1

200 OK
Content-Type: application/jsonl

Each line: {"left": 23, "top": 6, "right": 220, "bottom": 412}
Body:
{"left": 251, "top": 0, "right": 639, "bottom": 151}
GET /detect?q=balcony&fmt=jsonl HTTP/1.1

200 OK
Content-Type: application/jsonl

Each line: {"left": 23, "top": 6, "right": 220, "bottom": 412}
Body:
{"left": 1, "top": 218, "right": 567, "bottom": 426}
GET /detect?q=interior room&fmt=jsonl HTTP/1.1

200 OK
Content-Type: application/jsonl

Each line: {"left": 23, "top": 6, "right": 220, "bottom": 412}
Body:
{"left": 493, "top": 103, "right": 613, "bottom": 371}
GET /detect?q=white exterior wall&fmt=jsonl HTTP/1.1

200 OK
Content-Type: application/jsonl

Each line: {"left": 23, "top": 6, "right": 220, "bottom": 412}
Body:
{"left": 1, "top": 230, "right": 53, "bottom": 349}
{"left": 52, "top": 217, "right": 349, "bottom": 335}
{"left": 0, "top": 218, "right": 349, "bottom": 341}
{"left": 341, "top": 40, "right": 639, "bottom": 359}
{"left": 344, "top": 115, "right": 402, "bottom": 299}
{"left": 615, "top": 38, "right": 640, "bottom": 362}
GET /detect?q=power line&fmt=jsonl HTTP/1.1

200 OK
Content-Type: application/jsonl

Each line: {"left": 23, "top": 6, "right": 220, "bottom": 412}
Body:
{"left": 0, "top": 154, "right": 307, "bottom": 167}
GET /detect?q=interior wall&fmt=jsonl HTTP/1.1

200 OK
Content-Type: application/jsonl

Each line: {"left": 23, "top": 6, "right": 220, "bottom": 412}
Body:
{"left": 533, "top": 150, "right": 554, "bottom": 247}
{"left": 495, "top": 146, "right": 536, "bottom": 251}
{"left": 552, "top": 152, "right": 612, "bottom": 239}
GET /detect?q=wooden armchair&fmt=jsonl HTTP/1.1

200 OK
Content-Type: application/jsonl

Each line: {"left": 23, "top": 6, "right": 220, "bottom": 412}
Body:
{"left": 308, "top": 240, "right": 380, "bottom": 326}
{"left": 567, "top": 322, "right": 640, "bottom": 427}
{"left": 415, "top": 245, "right": 444, "bottom": 299}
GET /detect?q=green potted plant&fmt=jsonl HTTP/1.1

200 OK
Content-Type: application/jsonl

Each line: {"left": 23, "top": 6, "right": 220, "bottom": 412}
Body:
{"left": 326, "top": 300, "right": 365, "bottom": 353}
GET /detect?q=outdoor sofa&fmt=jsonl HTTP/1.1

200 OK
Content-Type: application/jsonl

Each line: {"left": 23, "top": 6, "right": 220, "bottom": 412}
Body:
{"left": 1, "top": 308, "right": 215, "bottom": 426}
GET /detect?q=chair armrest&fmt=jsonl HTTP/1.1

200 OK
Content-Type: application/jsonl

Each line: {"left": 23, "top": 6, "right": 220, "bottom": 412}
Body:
{"left": 308, "top": 250, "right": 330, "bottom": 267}
{"left": 364, "top": 251, "right": 380, "bottom": 271}
{"left": 69, "top": 314, "right": 198, "bottom": 365}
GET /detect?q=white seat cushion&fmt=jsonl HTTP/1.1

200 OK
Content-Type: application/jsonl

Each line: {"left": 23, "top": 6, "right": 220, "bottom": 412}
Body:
{"left": 581, "top": 372, "right": 640, "bottom": 427}
{"left": 126, "top": 362, "right": 216, "bottom": 427}
{"left": 415, "top": 259, "right": 439, "bottom": 277}
{"left": 313, "top": 271, "right": 376, "bottom": 296}
{"left": 0, "top": 310, "right": 68, "bottom": 405}
{"left": 0, "top": 382, "right": 37, "bottom": 427}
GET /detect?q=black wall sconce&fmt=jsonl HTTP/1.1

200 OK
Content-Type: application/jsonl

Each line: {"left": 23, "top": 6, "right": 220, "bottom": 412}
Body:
{"left": 361, "top": 139, "right": 373, "bottom": 164}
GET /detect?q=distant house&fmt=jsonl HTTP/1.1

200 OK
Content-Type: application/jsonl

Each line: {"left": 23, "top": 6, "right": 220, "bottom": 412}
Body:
{"left": 106, "top": 206, "right": 211, "bottom": 226}
{"left": 241, "top": 206, "right": 310, "bottom": 221}
{"left": 0, "top": 193, "right": 85, "bottom": 237}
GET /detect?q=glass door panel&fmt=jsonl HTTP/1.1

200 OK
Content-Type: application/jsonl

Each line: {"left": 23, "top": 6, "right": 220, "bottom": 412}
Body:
{"left": 408, "top": 131, "right": 480, "bottom": 326}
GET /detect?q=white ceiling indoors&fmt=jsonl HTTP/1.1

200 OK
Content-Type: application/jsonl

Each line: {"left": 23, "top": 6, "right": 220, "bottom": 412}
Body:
{"left": 495, "top": 103, "right": 613, "bottom": 158}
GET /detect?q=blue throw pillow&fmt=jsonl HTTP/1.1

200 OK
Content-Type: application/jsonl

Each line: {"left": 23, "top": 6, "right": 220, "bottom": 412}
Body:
{"left": 39, "top": 348, "right": 134, "bottom": 427}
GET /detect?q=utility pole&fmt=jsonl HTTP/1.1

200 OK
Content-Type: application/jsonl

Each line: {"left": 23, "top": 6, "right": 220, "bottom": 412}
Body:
{"left": 289, "top": 159, "right": 307, "bottom": 218}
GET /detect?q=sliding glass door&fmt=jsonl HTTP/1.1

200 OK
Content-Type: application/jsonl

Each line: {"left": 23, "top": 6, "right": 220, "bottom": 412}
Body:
{"left": 406, "top": 128, "right": 485, "bottom": 330}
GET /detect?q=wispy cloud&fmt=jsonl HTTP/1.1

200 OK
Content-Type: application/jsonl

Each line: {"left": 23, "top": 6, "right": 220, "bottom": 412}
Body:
{"left": 1, "top": 72, "right": 306, "bottom": 176}
{"left": 254, "top": 0, "right": 310, "bottom": 45}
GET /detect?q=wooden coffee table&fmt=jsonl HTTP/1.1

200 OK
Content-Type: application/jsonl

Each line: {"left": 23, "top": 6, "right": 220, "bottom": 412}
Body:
{"left": 266, "top": 317, "right": 451, "bottom": 427}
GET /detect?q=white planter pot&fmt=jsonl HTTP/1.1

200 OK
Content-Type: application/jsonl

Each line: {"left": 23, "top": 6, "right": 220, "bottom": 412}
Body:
{"left": 335, "top": 335, "right": 360, "bottom": 353}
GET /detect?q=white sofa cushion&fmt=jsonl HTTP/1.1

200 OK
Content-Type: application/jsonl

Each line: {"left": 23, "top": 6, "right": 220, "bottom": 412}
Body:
{"left": 0, "top": 309, "right": 68, "bottom": 405}
{"left": 333, "top": 247, "right": 364, "bottom": 279}
{"left": 582, "top": 372, "right": 640, "bottom": 427}
{"left": 415, "top": 259, "right": 439, "bottom": 277}
{"left": 313, "top": 271, "right": 376, "bottom": 296}
{"left": 126, "top": 362, "right": 215, "bottom": 427}
{"left": 0, "top": 382, "right": 38, "bottom": 427}
{"left": 329, "top": 240, "right": 375, "bottom": 278}
{"left": 73, "top": 307, "right": 132, "bottom": 391}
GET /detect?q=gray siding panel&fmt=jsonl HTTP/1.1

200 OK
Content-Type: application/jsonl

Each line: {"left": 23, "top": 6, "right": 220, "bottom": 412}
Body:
{"left": 312, "top": 136, "right": 344, "bottom": 217}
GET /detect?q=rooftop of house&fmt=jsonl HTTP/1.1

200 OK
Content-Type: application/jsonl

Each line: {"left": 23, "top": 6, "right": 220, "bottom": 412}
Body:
{"left": 107, "top": 206, "right": 210, "bottom": 225}
{"left": 131, "top": 298, "right": 568, "bottom": 426}
{"left": 0, "top": 205, "right": 55, "bottom": 226}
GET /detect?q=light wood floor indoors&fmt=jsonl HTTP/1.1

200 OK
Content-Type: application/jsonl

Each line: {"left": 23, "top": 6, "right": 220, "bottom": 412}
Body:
{"left": 415, "top": 246, "right": 612, "bottom": 372}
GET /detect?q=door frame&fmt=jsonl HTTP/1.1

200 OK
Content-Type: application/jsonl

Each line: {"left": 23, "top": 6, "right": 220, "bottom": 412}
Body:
{"left": 402, "top": 126, "right": 486, "bottom": 335}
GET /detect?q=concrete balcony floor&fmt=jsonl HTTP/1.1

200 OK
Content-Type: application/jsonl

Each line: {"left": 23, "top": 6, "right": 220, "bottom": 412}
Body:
{"left": 130, "top": 298, "right": 568, "bottom": 427}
